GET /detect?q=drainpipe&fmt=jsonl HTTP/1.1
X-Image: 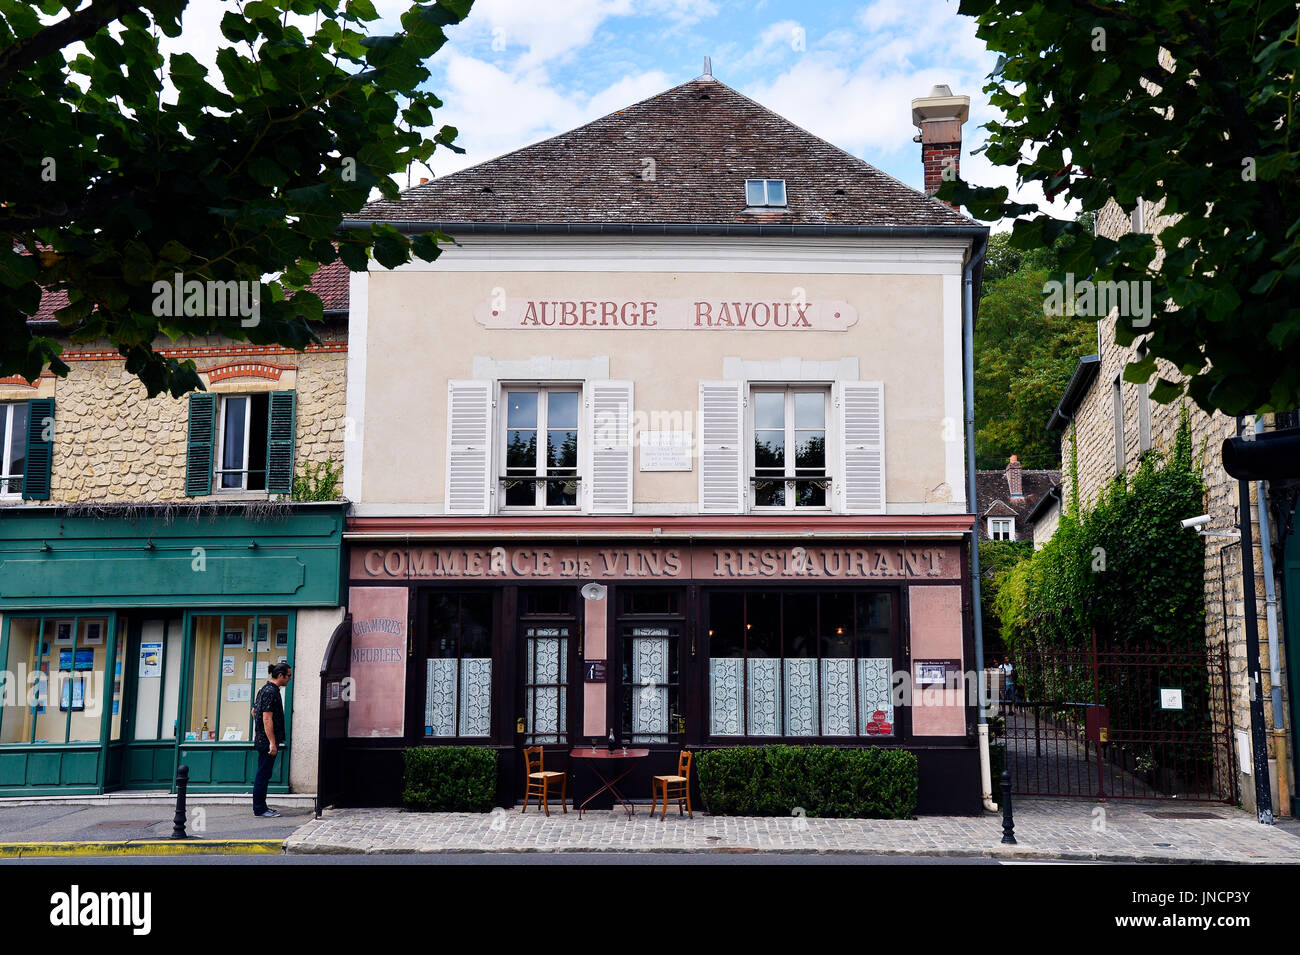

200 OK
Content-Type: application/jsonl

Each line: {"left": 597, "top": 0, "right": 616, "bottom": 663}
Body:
{"left": 1237, "top": 416, "right": 1274, "bottom": 823}
{"left": 1254, "top": 417, "right": 1289, "bottom": 816}
{"left": 963, "top": 236, "right": 995, "bottom": 811}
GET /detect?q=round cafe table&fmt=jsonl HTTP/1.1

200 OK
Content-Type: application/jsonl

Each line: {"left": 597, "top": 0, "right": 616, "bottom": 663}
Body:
{"left": 569, "top": 747, "right": 650, "bottom": 819}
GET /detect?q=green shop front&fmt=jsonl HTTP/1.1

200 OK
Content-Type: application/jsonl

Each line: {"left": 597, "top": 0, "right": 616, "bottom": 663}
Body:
{"left": 0, "top": 503, "right": 344, "bottom": 796}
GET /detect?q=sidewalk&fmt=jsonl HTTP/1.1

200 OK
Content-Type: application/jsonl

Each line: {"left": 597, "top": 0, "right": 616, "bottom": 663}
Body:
{"left": 285, "top": 799, "right": 1300, "bottom": 863}
{"left": 0, "top": 798, "right": 309, "bottom": 857}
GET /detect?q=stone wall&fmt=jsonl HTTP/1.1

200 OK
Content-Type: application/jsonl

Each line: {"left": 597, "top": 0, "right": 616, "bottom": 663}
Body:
{"left": 12, "top": 330, "right": 347, "bottom": 505}
{"left": 1056, "top": 197, "right": 1291, "bottom": 814}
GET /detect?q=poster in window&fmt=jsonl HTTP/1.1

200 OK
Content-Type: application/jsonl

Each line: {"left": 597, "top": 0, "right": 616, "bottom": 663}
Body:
{"left": 222, "top": 656, "right": 235, "bottom": 676}
{"left": 82, "top": 621, "right": 104, "bottom": 646}
{"left": 59, "top": 676, "right": 85, "bottom": 712}
{"left": 274, "top": 628, "right": 289, "bottom": 649}
{"left": 223, "top": 628, "right": 245, "bottom": 648}
{"left": 58, "top": 649, "right": 95, "bottom": 671}
{"left": 139, "top": 642, "right": 163, "bottom": 678}
{"left": 54, "top": 620, "right": 74, "bottom": 645}
{"left": 251, "top": 622, "right": 270, "bottom": 651}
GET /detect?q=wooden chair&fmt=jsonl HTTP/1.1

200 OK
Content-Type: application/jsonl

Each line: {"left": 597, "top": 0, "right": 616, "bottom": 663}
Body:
{"left": 650, "top": 750, "right": 693, "bottom": 820}
{"left": 521, "top": 745, "right": 567, "bottom": 816}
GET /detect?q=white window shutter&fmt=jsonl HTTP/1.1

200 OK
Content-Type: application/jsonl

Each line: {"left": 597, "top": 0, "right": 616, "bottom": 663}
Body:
{"left": 838, "top": 381, "right": 886, "bottom": 514}
{"left": 586, "top": 380, "right": 634, "bottom": 514}
{"left": 699, "top": 380, "right": 745, "bottom": 513}
{"left": 445, "top": 379, "right": 494, "bottom": 515}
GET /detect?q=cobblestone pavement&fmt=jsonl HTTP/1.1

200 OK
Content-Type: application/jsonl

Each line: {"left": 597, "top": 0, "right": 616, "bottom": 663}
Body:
{"left": 285, "top": 799, "right": 1300, "bottom": 862}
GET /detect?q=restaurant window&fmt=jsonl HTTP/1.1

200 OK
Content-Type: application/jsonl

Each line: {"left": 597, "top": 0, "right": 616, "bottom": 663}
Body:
{"left": 707, "top": 591, "right": 896, "bottom": 738}
{"left": 502, "top": 386, "right": 580, "bottom": 508}
{"left": 618, "top": 588, "right": 684, "bottom": 743}
{"left": 424, "top": 593, "right": 492, "bottom": 738}
{"left": 187, "top": 613, "right": 290, "bottom": 743}
{"left": 0, "top": 615, "right": 112, "bottom": 745}
{"left": 752, "top": 387, "right": 828, "bottom": 509}
{"left": 519, "top": 589, "right": 574, "bottom": 744}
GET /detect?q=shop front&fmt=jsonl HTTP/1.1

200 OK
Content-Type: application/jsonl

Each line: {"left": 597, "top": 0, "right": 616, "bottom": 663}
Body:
{"left": 0, "top": 503, "right": 345, "bottom": 796}
{"left": 337, "top": 517, "right": 978, "bottom": 814}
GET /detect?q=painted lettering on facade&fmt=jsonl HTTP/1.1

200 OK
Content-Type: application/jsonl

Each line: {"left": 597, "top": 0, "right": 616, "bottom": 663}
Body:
{"left": 473, "top": 297, "right": 859, "bottom": 331}
{"left": 351, "top": 545, "right": 958, "bottom": 581}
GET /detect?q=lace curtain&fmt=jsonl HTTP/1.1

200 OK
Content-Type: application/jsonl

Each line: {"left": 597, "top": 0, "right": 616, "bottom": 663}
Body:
{"left": 709, "top": 656, "right": 894, "bottom": 737}
{"left": 425, "top": 657, "right": 492, "bottom": 738}
{"left": 525, "top": 627, "right": 568, "bottom": 743}
{"left": 631, "top": 628, "right": 669, "bottom": 742}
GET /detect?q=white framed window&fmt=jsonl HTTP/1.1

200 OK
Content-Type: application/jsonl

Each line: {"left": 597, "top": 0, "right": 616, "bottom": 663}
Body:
{"left": 215, "top": 393, "right": 269, "bottom": 491}
{"left": 745, "top": 179, "right": 787, "bottom": 208}
{"left": 750, "top": 386, "right": 829, "bottom": 510}
{"left": 501, "top": 385, "right": 581, "bottom": 508}
{"left": 988, "top": 518, "right": 1014, "bottom": 541}
{"left": 0, "top": 402, "right": 29, "bottom": 497}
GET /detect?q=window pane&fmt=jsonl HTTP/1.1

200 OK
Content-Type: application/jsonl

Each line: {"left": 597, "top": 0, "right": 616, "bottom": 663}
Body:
{"left": 505, "top": 431, "right": 537, "bottom": 470}
{"left": 547, "top": 430, "right": 577, "bottom": 469}
{"left": 623, "top": 626, "right": 674, "bottom": 743}
{"left": 220, "top": 397, "right": 247, "bottom": 489}
{"left": 746, "top": 180, "right": 765, "bottom": 206}
{"left": 754, "top": 430, "right": 784, "bottom": 470}
{"left": 708, "top": 594, "right": 745, "bottom": 737}
{"left": 459, "top": 594, "right": 492, "bottom": 659}
{"left": 506, "top": 391, "right": 537, "bottom": 428}
{"left": 754, "top": 392, "right": 784, "bottom": 430}
{"left": 65, "top": 617, "right": 108, "bottom": 743}
{"left": 766, "top": 180, "right": 786, "bottom": 205}
{"left": 546, "top": 475, "right": 578, "bottom": 507}
{"left": 2, "top": 619, "right": 43, "bottom": 742}
{"left": 547, "top": 391, "right": 578, "bottom": 429}
{"left": 524, "top": 626, "right": 568, "bottom": 744}
{"left": 188, "top": 616, "right": 220, "bottom": 740}
{"left": 820, "top": 594, "right": 854, "bottom": 658}
{"left": 794, "top": 392, "right": 823, "bottom": 428}
{"left": 247, "top": 393, "right": 269, "bottom": 491}
{"left": 8, "top": 402, "right": 27, "bottom": 491}
{"left": 856, "top": 593, "right": 895, "bottom": 737}
{"left": 217, "top": 614, "right": 256, "bottom": 743}
{"left": 795, "top": 432, "right": 825, "bottom": 470}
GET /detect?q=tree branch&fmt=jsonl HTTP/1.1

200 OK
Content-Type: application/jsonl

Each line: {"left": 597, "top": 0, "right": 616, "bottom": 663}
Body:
{"left": 0, "top": 0, "right": 143, "bottom": 85}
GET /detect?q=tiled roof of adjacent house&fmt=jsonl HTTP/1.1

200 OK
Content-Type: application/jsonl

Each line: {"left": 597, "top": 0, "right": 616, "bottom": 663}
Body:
{"left": 354, "top": 77, "right": 975, "bottom": 228}
{"left": 976, "top": 467, "right": 1063, "bottom": 541}
{"left": 26, "top": 256, "right": 349, "bottom": 327}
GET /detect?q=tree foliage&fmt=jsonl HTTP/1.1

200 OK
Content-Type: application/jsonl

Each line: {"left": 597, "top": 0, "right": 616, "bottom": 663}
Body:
{"left": 946, "top": 0, "right": 1300, "bottom": 415}
{"left": 1, "top": 0, "right": 473, "bottom": 396}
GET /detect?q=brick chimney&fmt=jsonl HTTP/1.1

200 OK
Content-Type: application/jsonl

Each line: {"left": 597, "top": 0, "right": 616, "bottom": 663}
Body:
{"left": 1005, "top": 454, "right": 1024, "bottom": 499}
{"left": 911, "top": 84, "right": 970, "bottom": 206}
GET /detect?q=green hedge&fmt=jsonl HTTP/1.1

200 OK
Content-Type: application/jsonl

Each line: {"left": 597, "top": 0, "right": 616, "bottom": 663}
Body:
{"left": 402, "top": 747, "right": 498, "bottom": 812}
{"left": 696, "top": 746, "right": 918, "bottom": 819}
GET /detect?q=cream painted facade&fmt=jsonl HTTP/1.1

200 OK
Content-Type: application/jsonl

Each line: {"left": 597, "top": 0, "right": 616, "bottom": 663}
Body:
{"left": 348, "top": 236, "right": 970, "bottom": 516}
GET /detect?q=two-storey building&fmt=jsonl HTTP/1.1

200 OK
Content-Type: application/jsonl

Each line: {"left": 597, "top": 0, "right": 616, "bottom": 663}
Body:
{"left": 333, "top": 70, "right": 988, "bottom": 812}
{"left": 0, "top": 262, "right": 349, "bottom": 797}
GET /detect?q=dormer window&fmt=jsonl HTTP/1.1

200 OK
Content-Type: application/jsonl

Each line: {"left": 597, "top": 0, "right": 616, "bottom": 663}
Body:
{"left": 745, "top": 179, "right": 787, "bottom": 208}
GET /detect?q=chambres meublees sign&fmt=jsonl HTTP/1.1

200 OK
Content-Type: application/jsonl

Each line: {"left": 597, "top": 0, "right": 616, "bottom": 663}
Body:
{"left": 473, "top": 297, "right": 859, "bottom": 330}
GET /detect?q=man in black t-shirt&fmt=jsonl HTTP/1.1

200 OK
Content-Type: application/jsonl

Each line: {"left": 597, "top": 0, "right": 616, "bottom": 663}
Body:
{"left": 252, "top": 663, "right": 292, "bottom": 817}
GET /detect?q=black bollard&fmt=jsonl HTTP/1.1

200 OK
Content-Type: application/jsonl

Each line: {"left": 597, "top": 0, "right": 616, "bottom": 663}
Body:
{"left": 1000, "top": 770, "right": 1016, "bottom": 844}
{"left": 170, "top": 765, "right": 190, "bottom": 840}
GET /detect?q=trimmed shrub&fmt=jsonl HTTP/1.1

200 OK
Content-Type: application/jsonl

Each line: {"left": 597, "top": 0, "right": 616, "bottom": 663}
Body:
{"left": 696, "top": 745, "right": 918, "bottom": 819}
{"left": 402, "top": 747, "right": 497, "bottom": 812}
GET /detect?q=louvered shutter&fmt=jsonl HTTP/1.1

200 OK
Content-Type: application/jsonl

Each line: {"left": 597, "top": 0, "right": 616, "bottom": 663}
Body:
{"left": 838, "top": 381, "right": 886, "bottom": 514}
{"left": 21, "top": 398, "right": 54, "bottom": 501}
{"left": 266, "top": 390, "right": 297, "bottom": 494}
{"left": 699, "top": 380, "right": 745, "bottom": 513}
{"left": 586, "top": 380, "right": 633, "bottom": 514}
{"left": 445, "top": 380, "right": 494, "bottom": 515}
{"left": 185, "top": 392, "right": 217, "bottom": 497}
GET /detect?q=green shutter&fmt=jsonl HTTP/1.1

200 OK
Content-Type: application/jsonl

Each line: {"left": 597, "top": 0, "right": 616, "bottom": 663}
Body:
{"left": 185, "top": 392, "right": 218, "bottom": 496}
{"left": 266, "top": 390, "right": 297, "bottom": 494}
{"left": 21, "top": 398, "right": 54, "bottom": 501}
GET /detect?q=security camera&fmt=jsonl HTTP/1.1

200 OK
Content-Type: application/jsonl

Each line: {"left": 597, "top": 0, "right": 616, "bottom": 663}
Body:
{"left": 1180, "top": 515, "right": 1212, "bottom": 529}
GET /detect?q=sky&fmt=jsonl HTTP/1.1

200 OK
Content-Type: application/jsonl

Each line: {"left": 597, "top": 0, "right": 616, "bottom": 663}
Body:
{"left": 153, "top": 0, "right": 1067, "bottom": 221}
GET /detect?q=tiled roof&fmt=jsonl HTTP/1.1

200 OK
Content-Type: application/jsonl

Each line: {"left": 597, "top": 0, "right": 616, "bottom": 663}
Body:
{"left": 975, "top": 467, "right": 1063, "bottom": 542}
{"left": 26, "top": 257, "right": 349, "bottom": 328}
{"left": 355, "top": 77, "right": 975, "bottom": 228}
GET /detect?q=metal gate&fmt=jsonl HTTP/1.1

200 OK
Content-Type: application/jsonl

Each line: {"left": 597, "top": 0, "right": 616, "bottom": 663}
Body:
{"left": 1000, "top": 636, "right": 1236, "bottom": 802}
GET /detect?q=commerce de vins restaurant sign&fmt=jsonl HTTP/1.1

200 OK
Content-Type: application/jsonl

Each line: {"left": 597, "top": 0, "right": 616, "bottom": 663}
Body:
{"left": 352, "top": 544, "right": 961, "bottom": 581}
{"left": 474, "top": 297, "right": 859, "bottom": 330}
